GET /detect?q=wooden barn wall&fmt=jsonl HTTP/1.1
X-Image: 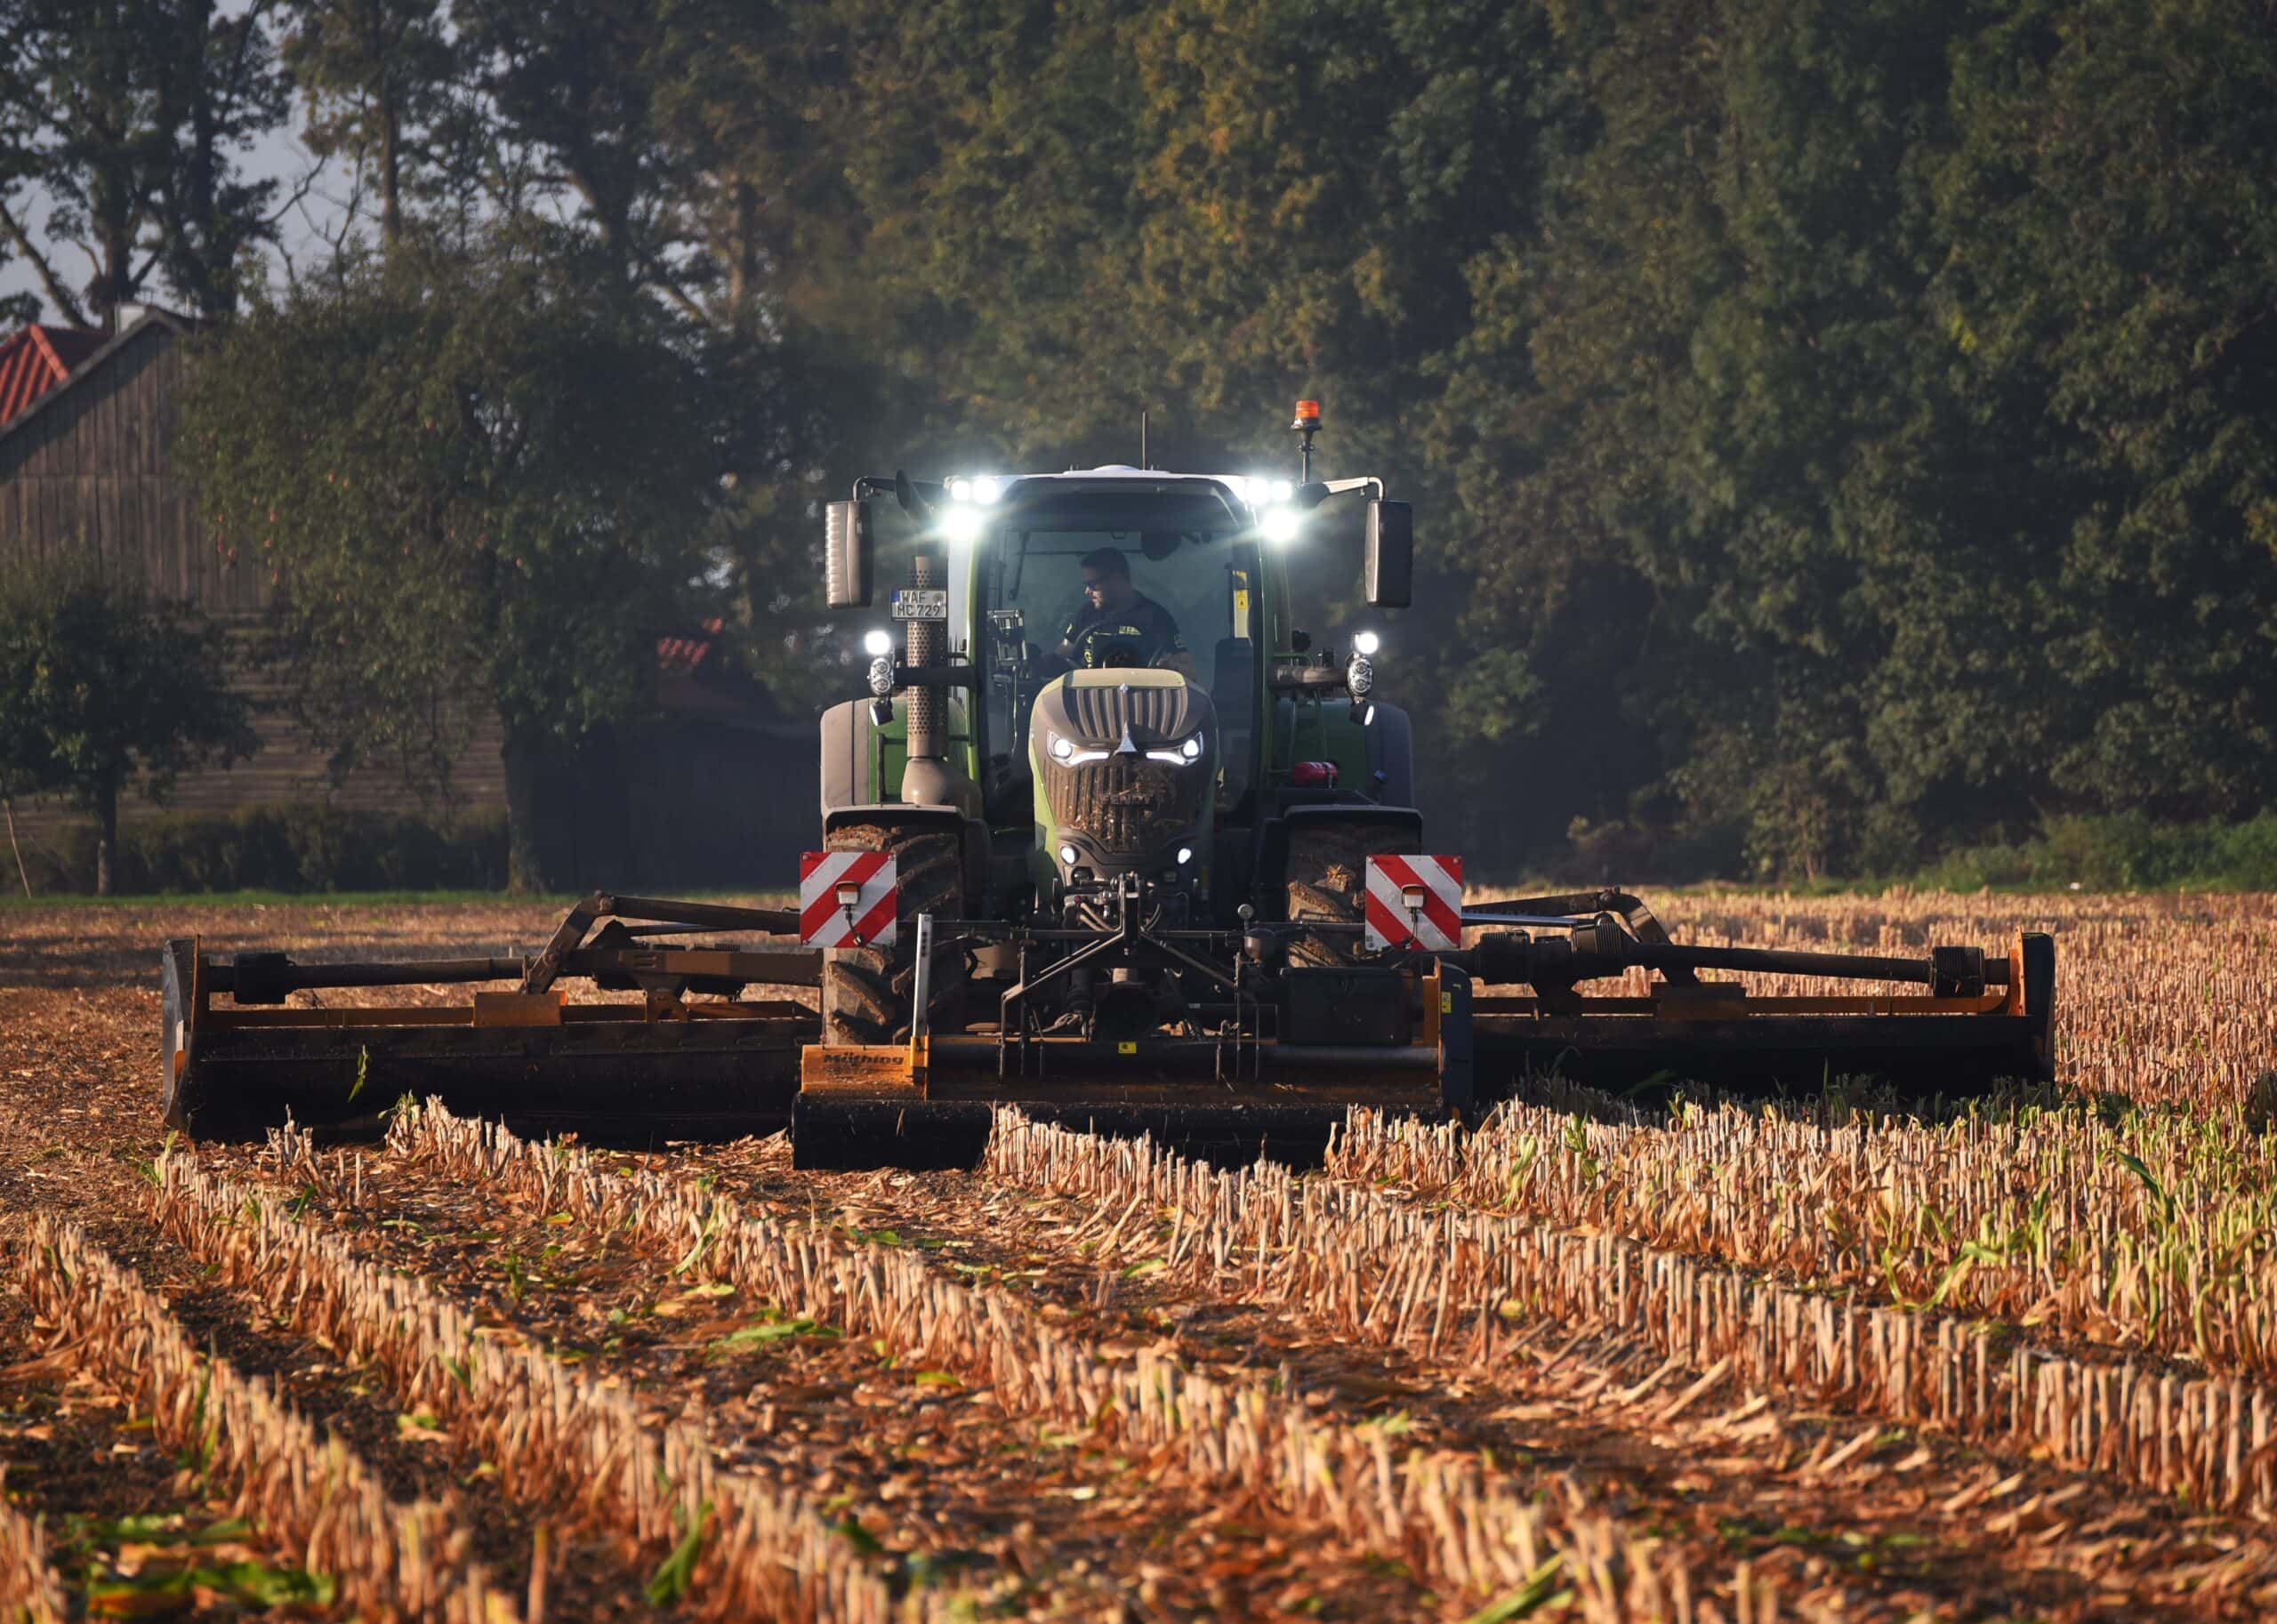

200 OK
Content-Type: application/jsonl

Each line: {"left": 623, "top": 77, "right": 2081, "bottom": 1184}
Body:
{"left": 0, "top": 326, "right": 509, "bottom": 845}
{"left": 0, "top": 326, "right": 266, "bottom": 610}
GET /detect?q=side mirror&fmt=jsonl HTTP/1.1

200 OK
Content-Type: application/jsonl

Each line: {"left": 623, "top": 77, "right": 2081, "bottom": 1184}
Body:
{"left": 825, "top": 499, "right": 873, "bottom": 609}
{"left": 1364, "top": 500, "right": 1412, "bottom": 607}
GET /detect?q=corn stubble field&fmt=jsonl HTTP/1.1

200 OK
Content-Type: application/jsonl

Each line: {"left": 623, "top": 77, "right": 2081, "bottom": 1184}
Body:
{"left": 1, "top": 893, "right": 2274, "bottom": 1620}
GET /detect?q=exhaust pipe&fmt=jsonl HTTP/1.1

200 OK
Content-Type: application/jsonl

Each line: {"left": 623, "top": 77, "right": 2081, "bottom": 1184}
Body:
{"left": 899, "top": 544, "right": 957, "bottom": 808}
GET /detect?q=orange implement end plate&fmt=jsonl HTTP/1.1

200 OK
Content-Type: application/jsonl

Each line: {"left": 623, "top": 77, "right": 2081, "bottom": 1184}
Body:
{"left": 801, "top": 1043, "right": 924, "bottom": 1094}
{"left": 472, "top": 990, "right": 565, "bottom": 1028}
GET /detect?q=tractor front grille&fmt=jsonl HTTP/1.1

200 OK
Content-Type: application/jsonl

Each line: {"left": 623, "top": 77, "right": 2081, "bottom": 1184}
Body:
{"left": 1058, "top": 680, "right": 1200, "bottom": 741}
{"left": 1043, "top": 752, "right": 1208, "bottom": 861}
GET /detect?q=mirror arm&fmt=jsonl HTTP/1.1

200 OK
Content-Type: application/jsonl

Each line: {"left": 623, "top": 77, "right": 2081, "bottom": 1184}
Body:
{"left": 849, "top": 473, "right": 950, "bottom": 510}
{"left": 1296, "top": 475, "right": 1385, "bottom": 510}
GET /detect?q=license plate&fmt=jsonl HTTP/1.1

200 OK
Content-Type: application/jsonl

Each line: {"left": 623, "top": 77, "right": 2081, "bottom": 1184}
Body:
{"left": 891, "top": 589, "right": 948, "bottom": 621}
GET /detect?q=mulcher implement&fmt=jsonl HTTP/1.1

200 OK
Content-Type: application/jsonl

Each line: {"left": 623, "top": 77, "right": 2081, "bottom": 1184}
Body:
{"left": 160, "top": 402, "right": 2056, "bottom": 1163}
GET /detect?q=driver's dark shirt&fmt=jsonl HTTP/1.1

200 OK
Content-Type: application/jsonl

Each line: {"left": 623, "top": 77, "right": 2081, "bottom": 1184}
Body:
{"left": 1060, "top": 592, "right": 1185, "bottom": 667}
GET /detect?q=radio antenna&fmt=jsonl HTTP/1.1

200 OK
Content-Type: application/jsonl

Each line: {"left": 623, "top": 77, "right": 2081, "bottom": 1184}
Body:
{"left": 1140, "top": 409, "right": 1150, "bottom": 470}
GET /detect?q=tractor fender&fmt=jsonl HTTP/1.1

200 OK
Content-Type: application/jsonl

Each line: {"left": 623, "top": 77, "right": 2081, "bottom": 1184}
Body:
{"left": 818, "top": 698, "right": 872, "bottom": 817}
{"left": 823, "top": 804, "right": 989, "bottom": 914}
{"left": 1256, "top": 802, "right": 1424, "bottom": 916}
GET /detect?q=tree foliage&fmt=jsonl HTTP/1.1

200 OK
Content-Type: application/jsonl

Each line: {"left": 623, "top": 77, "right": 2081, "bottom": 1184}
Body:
{"left": 15, "top": 0, "right": 2275, "bottom": 880}
{"left": 173, "top": 235, "right": 773, "bottom": 883}
{"left": 0, "top": 0, "right": 288, "bottom": 324}
{"left": 0, "top": 559, "right": 255, "bottom": 893}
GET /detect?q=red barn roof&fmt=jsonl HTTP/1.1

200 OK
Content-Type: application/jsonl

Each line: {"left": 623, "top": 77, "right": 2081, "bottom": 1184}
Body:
{"left": 0, "top": 323, "right": 104, "bottom": 425}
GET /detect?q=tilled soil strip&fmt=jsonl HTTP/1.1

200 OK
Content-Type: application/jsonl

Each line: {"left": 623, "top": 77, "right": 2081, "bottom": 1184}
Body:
{"left": 985, "top": 1111, "right": 2277, "bottom": 1619}
{"left": 385, "top": 1101, "right": 1779, "bottom": 1621}
{"left": 0, "top": 1467, "right": 66, "bottom": 1623}
{"left": 152, "top": 1152, "right": 939, "bottom": 1624}
{"left": 1318, "top": 1108, "right": 2277, "bottom": 1516}
{"left": 7, "top": 1212, "right": 519, "bottom": 1622}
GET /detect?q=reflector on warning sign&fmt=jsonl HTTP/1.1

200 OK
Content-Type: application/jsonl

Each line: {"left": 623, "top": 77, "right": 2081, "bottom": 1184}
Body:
{"left": 800, "top": 852, "right": 898, "bottom": 947}
{"left": 1364, "top": 855, "right": 1463, "bottom": 952}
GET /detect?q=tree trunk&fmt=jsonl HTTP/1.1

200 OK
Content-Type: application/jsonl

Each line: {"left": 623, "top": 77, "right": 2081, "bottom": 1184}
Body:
{"left": 96, "top": 783, "right": 119, "bottom": 896}
{"left": 503, "top": 727, "right": 636, "bottom": 895}
{"left": 728, "top": 179, "right": 757, "bottom": 334}
{"left": 380, "top": 95, "right": 402, "bottom": 247}
{"left": 1, "top": 781, "right": 30, "bottom": 898}
{"left": 503, "top": 728, "right": 560, "bottom": 895}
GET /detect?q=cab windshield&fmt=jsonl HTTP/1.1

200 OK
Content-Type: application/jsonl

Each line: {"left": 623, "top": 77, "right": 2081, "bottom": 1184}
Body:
{"left": 979, "top": 496, "right": 1260, "bottom": 804}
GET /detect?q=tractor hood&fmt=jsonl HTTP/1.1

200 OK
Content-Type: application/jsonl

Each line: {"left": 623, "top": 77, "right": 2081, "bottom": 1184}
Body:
{"left": 1031, "top": 671, "right": 1217, "bottom": 879}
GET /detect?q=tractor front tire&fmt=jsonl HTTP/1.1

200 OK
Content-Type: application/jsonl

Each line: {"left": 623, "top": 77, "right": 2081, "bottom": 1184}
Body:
{"left": 1284, "top": 823, "right": 1407, "bottom": 969}
{"left": 820, "top": 821, "right": 967, "bottom": 1045}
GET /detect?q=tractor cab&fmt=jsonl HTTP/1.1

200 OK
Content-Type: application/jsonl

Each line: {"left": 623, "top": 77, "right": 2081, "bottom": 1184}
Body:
{"left": 821, "top": 462, "right": 1417, "bottom": 933}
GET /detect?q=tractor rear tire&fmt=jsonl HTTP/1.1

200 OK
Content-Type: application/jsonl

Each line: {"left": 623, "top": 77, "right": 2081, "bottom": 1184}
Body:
{"left": 820, "top": 821, "right": 967, "bottom": 1045}
{"left": 1284, "top": 823, "right": 1408, "bottom": 969}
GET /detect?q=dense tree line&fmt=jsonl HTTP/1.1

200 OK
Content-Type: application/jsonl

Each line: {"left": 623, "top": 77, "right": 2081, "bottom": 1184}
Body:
{"left": 4, "top": 0, "right": 2273, "bottom": 880}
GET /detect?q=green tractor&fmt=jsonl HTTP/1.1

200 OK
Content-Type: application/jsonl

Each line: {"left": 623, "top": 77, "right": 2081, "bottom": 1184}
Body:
{"left": 796, "top": 400, "right": 1451, "bottom": 1163}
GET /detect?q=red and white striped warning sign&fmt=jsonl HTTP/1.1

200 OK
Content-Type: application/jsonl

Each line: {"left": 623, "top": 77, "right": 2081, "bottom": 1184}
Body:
{"left": 1364, "top": 855, "right": 1464, "bottom": 952}
{"left": 799, "top": 851, "right": 898, "bottom": 947}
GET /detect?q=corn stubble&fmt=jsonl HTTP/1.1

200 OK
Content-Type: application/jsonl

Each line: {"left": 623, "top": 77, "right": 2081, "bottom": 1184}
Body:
{"left": 382, "top": 1099, "right": 1774, "bottom": 1619}
{"left": 1033, "top": 1098, "right": 2277, "bottom": 1519}
{"left": 4, "top": 1214, "right": 517, "bottom": 1623}
{"left": 0, "top": 1466, "right": 67, "bottom": 1624}
{"left": 14, "top": 888, "right": 2269, "bottom": 1614}
{"left": 149, "top": 1152, "right": 918, "bottom": 1624}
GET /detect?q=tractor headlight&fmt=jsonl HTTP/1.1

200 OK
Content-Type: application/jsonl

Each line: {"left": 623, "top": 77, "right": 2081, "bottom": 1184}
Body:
{"left": 863, "top": 630, "right": 896, "bottom": 697}
{"left": 1047, "top": 730, "right": 1107, "bottom": 767}
{"left": 1347, "top": 654, "right": 1374, "bottom": 697}
{"left": 1261, "top": 507, "right": 1301, "bottom": 544}
{"left": 1144, "top": 730, "right": 1205, "bottom": 766}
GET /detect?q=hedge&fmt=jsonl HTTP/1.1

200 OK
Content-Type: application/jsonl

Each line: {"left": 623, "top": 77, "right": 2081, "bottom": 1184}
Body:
{"left": 11, "top": 806, "right": 510, "bottom": 895}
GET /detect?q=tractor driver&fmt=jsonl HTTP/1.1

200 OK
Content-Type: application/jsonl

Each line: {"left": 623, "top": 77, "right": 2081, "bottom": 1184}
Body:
{"left": 1056, "top": 548, "right": 1195, "bottom": 675}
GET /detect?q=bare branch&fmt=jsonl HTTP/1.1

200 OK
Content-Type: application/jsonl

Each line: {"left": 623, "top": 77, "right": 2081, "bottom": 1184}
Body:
{"left": 0, "top": 194, "right": 88, "bottom": 326}
{"left": 263, "top": 161, "right": 324, "bottom": 229}
{"left": 638, "top": 253, "right": 712, "bottom": 326}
